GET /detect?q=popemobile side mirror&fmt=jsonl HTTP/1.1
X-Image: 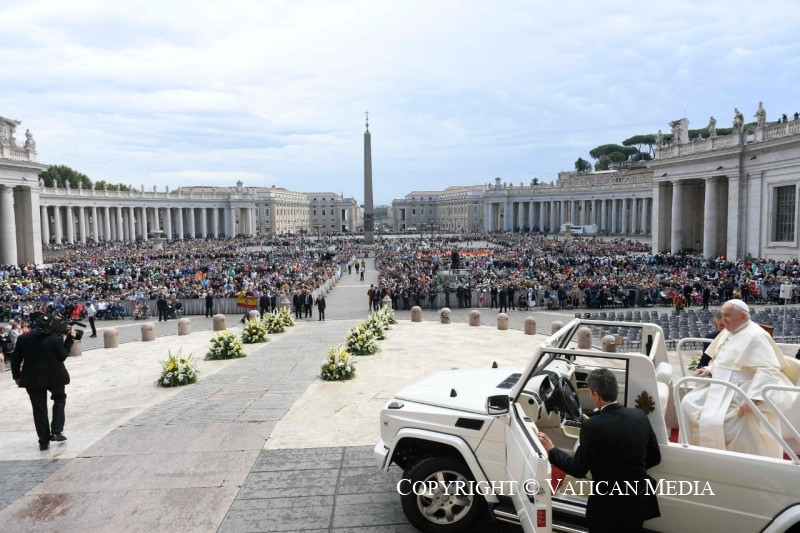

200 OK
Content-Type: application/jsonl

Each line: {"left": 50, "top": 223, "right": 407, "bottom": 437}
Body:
{"left": 487, "top": 394, "right": 510, "bottom": 415}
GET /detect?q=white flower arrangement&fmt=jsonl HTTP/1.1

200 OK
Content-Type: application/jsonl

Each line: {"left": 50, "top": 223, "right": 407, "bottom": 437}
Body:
{"left": 374, "top": 306, "right": 397, "bottom": 325}
{"left": 206, "top": 330, "right": 246, "bottom": 360}
{"left": 241, "top": 318, "right": 269, "bottom": 344}
{"left": 276, "top": 307, "right": 294, "bottom": 327}
{"left": 262, "top": 311, "right": 287, "bottom": 334}
{"left": 157, "top": 349, "right": 198, "bottom": 387}
{"left": 345, "top": 323, "right": 378, "bottom": 355}
{"left": 320, "top": 344, "right": 356, "bottom": 381}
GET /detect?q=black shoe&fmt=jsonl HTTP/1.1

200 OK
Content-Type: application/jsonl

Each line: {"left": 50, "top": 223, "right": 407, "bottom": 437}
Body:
{"left": 50, "top": 432, "right": 67, "bottom": 442}
{"left": 90, "top": 334, "right": 97, "bottom": 338}
{"left": 39, "top": 442, "right": 49, "bottom": 450}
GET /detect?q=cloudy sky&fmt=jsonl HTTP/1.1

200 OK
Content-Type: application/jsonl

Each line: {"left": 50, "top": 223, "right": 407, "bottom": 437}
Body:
{"left": 3, "top": 0, "right": 799, "bottom": 204}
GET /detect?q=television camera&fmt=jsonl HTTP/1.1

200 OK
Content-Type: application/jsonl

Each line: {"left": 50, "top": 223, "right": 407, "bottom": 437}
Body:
{"left": 31, "top": 311, "right": 86, "bottom": 341}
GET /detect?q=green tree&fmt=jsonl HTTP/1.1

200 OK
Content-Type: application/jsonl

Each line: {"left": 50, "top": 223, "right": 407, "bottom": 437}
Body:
{"left": 622, "top": 134, "right": 657, "bottom": 158}
{"left": 594, "top": 155, "right": 611, "bottom": 171}
{"left": 38, "top": 165, "right": 92, "bottom": 189}
{"left": 588, "top": 144, "right": 637, "bottom": 161}
{"left": 574, "top": 158, "right": 591, "bottom": 173}
{"left": 93, "top": 180, "right": 131, "bottom": 191}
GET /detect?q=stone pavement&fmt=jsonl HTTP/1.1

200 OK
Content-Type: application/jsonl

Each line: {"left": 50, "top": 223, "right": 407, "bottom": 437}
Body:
{"left": 0, "top": 260, "right": 703, "bottom": 532}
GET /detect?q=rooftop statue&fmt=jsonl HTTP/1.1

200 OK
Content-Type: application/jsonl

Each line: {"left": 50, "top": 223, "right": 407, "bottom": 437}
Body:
{"left": 732, "top": 108, "right": 744, "bottom": 133}
{"left": 23, "top": 129, "right": 36, "bottom": 151}
{"left": 755, "top": 101, "right": 767, "bottom": 127}
{"left": 708, "top": 116, "right": 717, "bottom": 138}
{"left": 655, "top": 129, "right": 663, "bottom": 147}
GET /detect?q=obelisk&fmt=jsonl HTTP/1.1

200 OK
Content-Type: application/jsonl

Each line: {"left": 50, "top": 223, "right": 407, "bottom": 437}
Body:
{"left": 363, "top": 112, "right": 375, "bottom": 245}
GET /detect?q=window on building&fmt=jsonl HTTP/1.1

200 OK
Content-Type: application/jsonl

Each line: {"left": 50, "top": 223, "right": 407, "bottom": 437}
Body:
{"left": 313, "top": 209, "right": 317, "bottom": 216}
{"left": 412, "top": 208, "right": 416, "bottom": 215}
{"left": 774, "top": 185, "right": 796, "bottom": 242}
{"left": 322, "top": 209, "right": 326, "bottom": 216}
{"left": 265, "top": 208, "right": 270, "bottom": 216}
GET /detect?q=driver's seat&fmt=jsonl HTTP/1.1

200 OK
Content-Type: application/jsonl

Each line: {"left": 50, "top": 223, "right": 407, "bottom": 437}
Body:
{"left": 655, "top": 361, "right": 673, "bottom": 414}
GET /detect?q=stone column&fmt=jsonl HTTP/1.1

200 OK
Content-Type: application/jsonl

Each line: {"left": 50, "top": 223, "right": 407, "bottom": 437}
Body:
{"left": 199, "top": 207, "right": 207, "bottom": 238}
{"left": 54, "top": 206, "right": 63, "bottom": 244}
{"left": 115, "top": 207, "right": 123, "bottom": 242}
{"left": 610, "top": 199, "right": 618, "bottom": 234}
{"left": 726, "top": 176, "right": 740, "bottom": 260}
{"left": 66, "top": 207, "right": 75, "bottom": 243}
{"left": 103, "top": 206, "right": 111, "bottom": 241}
{"left": 703, "top": 178, "right": 719, "bottom": 258}
{"left": 41, "top": 205, "right": 50, "bottom": 244}
{"left": 601, "top": 200, "right": 608, "bottom": 233}
{"left": 548, "top": 200, "right": 556, "bottom": 233}
{"left": 187, "top": 207, "right": 196, "bottom": 238}
{"left": 642, "top": 198, "right": 650, "bottom": 234}
{"left": 176, "top": 207, "right": 184, "bottom": 240}
{"left": 210, "top": 207, "right": 218, "bottom": 238}
{"left": 165, "top": 207, "right": 173, "bottom": 240}
{"left": 622, "top": 199, "right": 630, "bottom": 234}
{"left": 0, "top": 186, "right": 17, "bottom": 265}
{"left": 539, "top": 202, "right": 548, "bottom": 232}
{"left": 571, "top": 200, "right": 579, "bottom": 225}
{"left": 671, "top": 181, "right": 685, "bottom": 254}
{"left": 224, "top": 207, "right": 233, "bottom": 237}
{"left": 140, "top": 207, "right": 149, "bottom": 240}
{"left": 128, "top": 206, "right": 136, "bottom": 241}
{"left": 631, "top": 199, "right": 639, "bottom": 235}
{"left": 76, "top": 206, "right": 86, "bottom": 243}
{"left": 90, "top": 206, "right": 98, "bottom": 242}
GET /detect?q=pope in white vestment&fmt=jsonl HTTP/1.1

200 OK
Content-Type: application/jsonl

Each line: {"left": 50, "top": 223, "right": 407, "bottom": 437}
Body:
{"left": 682, "top": 303, "right": 796, "bottom": 458}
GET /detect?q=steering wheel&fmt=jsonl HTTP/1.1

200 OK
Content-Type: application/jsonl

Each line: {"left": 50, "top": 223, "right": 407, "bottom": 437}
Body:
{"left": 550, "top": 376, "right": 582, "bottom": 421}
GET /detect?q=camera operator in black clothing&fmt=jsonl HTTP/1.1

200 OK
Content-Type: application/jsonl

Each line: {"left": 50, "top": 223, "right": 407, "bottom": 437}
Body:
{"left": 11, "top": 313, "right": 79, "bottom": 451}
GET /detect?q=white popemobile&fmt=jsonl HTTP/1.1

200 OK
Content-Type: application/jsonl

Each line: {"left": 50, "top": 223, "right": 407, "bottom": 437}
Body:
{"left": 374, "top": 318, "right": 800, "bottom": 533}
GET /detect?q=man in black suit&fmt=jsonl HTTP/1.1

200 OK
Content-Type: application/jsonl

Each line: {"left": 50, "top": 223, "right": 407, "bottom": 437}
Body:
{"left": 259, "top": 293, "right": 270, "bottom": 317}
{"left": 156, "top": 295, "right": 169, "bottom": 322}
{"left": 204, "top": 292, "right": 214, "bottom": 317}
{"left": 539, "top": 368, "right": 661, "bottom": 533}
{"left": 12, "top": 317, "right": 77, "bottom": 450}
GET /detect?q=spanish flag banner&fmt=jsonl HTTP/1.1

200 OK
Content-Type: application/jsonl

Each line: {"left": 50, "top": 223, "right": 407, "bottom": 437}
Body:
{"left": 236, "top": 295, "right": 258, "bottom": 309}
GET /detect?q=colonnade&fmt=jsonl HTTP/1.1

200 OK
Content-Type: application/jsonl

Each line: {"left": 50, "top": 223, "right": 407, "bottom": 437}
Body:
{"left": 652, "top": 176, "right": 732, "bottom": 258}
{"left": 485, "top": 197, "right": 652, "bottom": 235}
{"left": 38, "top": 204, "right": 259, "bottom": 244}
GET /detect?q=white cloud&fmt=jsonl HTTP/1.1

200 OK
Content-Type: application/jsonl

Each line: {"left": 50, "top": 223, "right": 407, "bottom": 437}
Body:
{"left": 3, "top": 0, "right": 800, "bottom": 203}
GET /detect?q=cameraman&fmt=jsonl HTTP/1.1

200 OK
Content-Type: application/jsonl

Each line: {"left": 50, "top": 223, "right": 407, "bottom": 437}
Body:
{"left": 11, "top": 316, "right": 77, "bottom": 451}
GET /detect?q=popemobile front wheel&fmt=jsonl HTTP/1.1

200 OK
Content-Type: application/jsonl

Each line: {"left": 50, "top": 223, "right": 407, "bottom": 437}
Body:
{"left": 400, "top": 456, "right": 486, "bottom": 533}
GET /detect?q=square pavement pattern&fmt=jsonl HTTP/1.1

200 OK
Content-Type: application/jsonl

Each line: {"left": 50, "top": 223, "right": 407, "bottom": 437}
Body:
{"left": 219, "top": 446, "right": 518, "bottom": 533}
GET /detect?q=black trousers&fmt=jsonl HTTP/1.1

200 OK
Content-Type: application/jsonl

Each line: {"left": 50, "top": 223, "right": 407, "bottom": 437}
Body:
{"left": 26, "top": 385, "right": 66, "bottom": 445}
{"left": 89, "top": 316, "right": 97, "bottom": 336}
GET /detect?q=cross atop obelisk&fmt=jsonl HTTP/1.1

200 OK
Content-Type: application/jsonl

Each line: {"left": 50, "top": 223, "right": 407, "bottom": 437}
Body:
{"left": 363, "top": 112, "right": 375, "bottom": 245}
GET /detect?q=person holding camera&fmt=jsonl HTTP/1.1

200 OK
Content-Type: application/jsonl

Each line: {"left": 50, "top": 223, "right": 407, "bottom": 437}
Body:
{"left": 11, "top": 317, "right": 77, "bottom": 451}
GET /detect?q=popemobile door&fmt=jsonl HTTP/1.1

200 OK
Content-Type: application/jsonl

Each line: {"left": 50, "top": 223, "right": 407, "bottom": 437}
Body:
{"left": 505, "top": 404, "right": 552, "bottom": 533}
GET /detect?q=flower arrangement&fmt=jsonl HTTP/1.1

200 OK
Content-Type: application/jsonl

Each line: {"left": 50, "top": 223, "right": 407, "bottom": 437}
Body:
{"left": 687, "top": 355, "right": 701, "bottom": 372}
{"left": 276, "top": 307, "right": 294, "bottom": 327}
{"left": 206, "top": 330, "right": 246, "bottom": 360}
{"left": 374, "top": 306, "right": 397, "bottom": 325}
{"left": 241, "top": 318, "right": 269, "bottom": 344}
{"left": 262, "top": 311, "right": 287, "bottom": 334}
{"left": 157, "top": 349, "right": 198, "bottom": 387}
{"left": 364, "top": 313, "right": 388, "bottom": 340}
{"left": 345, "top": 323, "right": 378, "bottom": 355}
{"left": 320, "top": 344, "right": 356, "bottom": 381}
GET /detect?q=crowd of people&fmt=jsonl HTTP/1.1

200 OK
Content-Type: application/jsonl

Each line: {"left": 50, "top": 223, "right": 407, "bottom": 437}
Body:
{"left": 0, "top": 236, "right": 356, "bottom": 330}
{"left": 372, "top": 232, "right": 800, "bottom": 313}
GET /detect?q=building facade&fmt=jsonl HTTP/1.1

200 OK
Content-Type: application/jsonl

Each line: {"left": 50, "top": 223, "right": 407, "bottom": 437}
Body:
{"left": 0, "top": 114, "right": 362, "bottom": 266}
{"left": 390, "top": 167, "right": 654, "bottom": 237}
{"left": 650, "top": 111, "right": 800, "bottom": 260}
